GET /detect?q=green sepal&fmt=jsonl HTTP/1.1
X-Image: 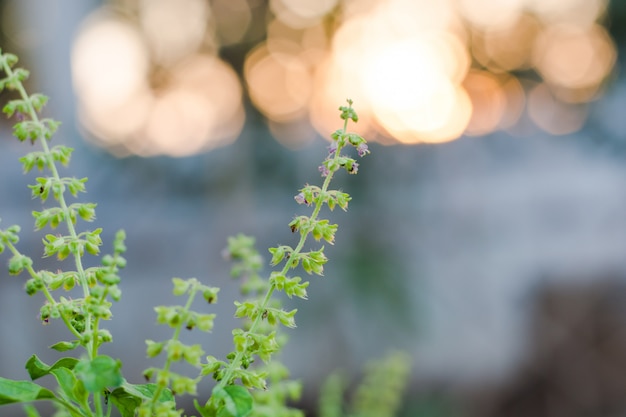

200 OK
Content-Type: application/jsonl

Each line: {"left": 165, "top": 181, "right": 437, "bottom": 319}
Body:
{"left": 154, "top": 305, "right": 183, "bottom": 327}
{"left": 268, "top": 245, "right": 293, "bottom": 266}
{"left": 298, "top": 185, "right": 322, "bottom": 207}
{"left": 346, "top": 132, "right": 365, "bottom": 146}
{"left": 75, "top": 202, "right": 97, "bottom": 222}
{"left": 270, "top": 273, "right": 309, "bottom": 299}
{"left": 234, "top": 301, "right": 259, "bottom": 320}
{"left": 8, "top": 253, "right": 32, "bottom": 275}
{"left": 12, "top": 118, "right": 59, "bottom": 143}
{"left": 0, "top": 52, "right": 19, "bottom": 69}
{"left": 171, "top": 374, "right": 198, "bottom": 396}
{"left": 192, "top": 312, "right": 217, "bottom": 332}
{"left": 311, "top": 219, "right": 337, "bottom": 244}
{"left": 19, "top": 152, "right": 49, "bottom": 173}
{"left": 172, "top": 277, "right": 191, "bottom": 296}
{"left": 264, "top": 307, "right": 297, "bottom": 328}
{"left": 0, "top": 67, "right": 30, "bottom": 91}
{"left": 300, "top": 248, "right": 327, "bottom": 275}
{"left": 145, "top": 340, "right": 164, "bottom": 358}
{"left": 202, "top": 286, "right": 220, "bottom": 304}
{"left": 0, "top": 224, "right": 20, "bottom": 253}
{"left": 327, "top": 190, "right": 351, "bottom": 211}
{"left": 200, "top": 356, "right": 226, "bottom": 377}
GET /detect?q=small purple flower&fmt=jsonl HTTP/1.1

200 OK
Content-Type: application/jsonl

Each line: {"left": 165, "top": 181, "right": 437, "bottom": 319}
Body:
{"left": 318, "top": 164, "right": 330, "bottom": 177}
{"left": 348, "top": 161, "right": 359, "bottom": 174}
{"left": 294, "top": 192, "right": 308, "bottom": 205}
{"left": 356, "top": 143, "right": 369, "bottom": 157}
{"left": 327, "top": 141, "right": 338, "bottom": 155}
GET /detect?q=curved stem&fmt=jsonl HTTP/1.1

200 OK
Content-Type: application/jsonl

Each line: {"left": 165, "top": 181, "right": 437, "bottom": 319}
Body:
{"left": 216, "top": 112, "right": 351, "bottom": 391}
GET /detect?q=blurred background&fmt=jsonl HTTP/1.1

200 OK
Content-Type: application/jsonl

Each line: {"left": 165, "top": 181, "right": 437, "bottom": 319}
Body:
{"left": 1, "top": 0, "right": 626, "bottom": 416}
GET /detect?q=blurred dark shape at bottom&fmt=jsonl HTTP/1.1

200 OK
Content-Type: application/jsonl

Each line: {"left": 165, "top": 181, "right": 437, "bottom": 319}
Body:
{"left": 471, "top": 277, "right": 626, "bottom": 417}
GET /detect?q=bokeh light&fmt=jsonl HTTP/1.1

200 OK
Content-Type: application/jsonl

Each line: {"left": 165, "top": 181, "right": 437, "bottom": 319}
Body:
{"left": 528, "top": 83, "right": 588, "bottom": 135}
{"left": 138, "top": 0, "right": 210, "bottom": 67}
{"left": 71, "top": 7, "right": 243, "bottom": 157}
{"left": 270, "top": 0, "right": 339, "bottom": 29}
{"left": 244, "top": 42, "right": 313, "bottom": 122}
{"left": 532, "top": 23, "right": 615, "bottom": 102}
{"left": 72, "top": 11, "right": 149, "bottom": 113}
{"left": 69, "top": 0, "right": 616, "bottom": 157}
{"left": 457, "top": 0, "right": 526, "bottom": 30}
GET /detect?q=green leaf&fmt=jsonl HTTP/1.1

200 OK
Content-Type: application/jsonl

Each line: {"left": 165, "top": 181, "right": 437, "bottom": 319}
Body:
{"left": 23, "top": 404, "right": 42, "bottom": 417}
{"left": 74, "top": 355, "right": 123, "bottom": 393}
{"left": 212, "top": 385, "right": 253, "bottom": 417}
{"left": 0, "top": 376, "right": 55, "bottom": 405}
{"left": 25, "top": 355, "right": 79, "bottom": 381}
{"left": 108, "top": 388, "right": 141, "bottom": 417}
{"left": 49, "top": 341, "right": 80, "bottom": 352}
{"left": 50, "top": 367, "right": 87, "bottom": 407}
{"left": 109, "top": 381, "right": 174, "bottom": 417}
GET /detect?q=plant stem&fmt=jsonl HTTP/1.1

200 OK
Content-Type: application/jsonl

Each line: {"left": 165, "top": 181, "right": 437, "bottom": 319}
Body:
{"left": 150, "top": 283, "right": 199, "bottom": 413}
{"left": 0, "top": 60, "right": 96, "bottom": 358}
{"left": 216, "top": 115, "right": 350, "bottom": 391}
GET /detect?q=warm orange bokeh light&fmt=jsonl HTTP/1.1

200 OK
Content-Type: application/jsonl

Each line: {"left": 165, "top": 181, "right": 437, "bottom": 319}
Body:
{"left": 72, "top": 12, "right": 149, "bottom": 112}
{"left": 457, "top": 0, "right": 525, "bottom": 30}
{"left": 528, "top": 0, "right": 606, "bottom": 26}
{"left": 139, "top": 0, "right": 210, "bottom": 67}
{"left": 463, "top": 71, "right": 507, "bottom": 136}
{"left": 528, "top": 83, "right": 587, "bottom": 135}
{"left": 270, "top": 0, "right": 339, "bottom": 28}
{"left": 244, "top": 43, "right": 313, "bottom": 122}
{"left": 474, "top": 13, "right": 541, "bottom": 72}
{"left": 70, "top": 0, "right": 616, "bottom": 155}
{"left": 306, "top": 0, "right": 473, "bottom": 144}
{"left": 362, "top": 38, "right": 468, "bottom": 144}
{"left": 72, "top": 8, "right": 243, "bottom": 157}
{"left": 533, "top": 23, "right": 615, "bottom": 102}
{"left": 137, "top": 54, "right": 244, "bottom": 157}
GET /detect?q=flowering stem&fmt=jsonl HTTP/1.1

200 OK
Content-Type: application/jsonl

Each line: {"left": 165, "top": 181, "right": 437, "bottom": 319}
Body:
{"left": 0, "top": 60, "right": 97, "bottom": 358}
{"left": 215, "top": 112, "right": 350, "bottom": 392}
{"left": 149, "top": 284, "right": 199, "bottom": 413}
